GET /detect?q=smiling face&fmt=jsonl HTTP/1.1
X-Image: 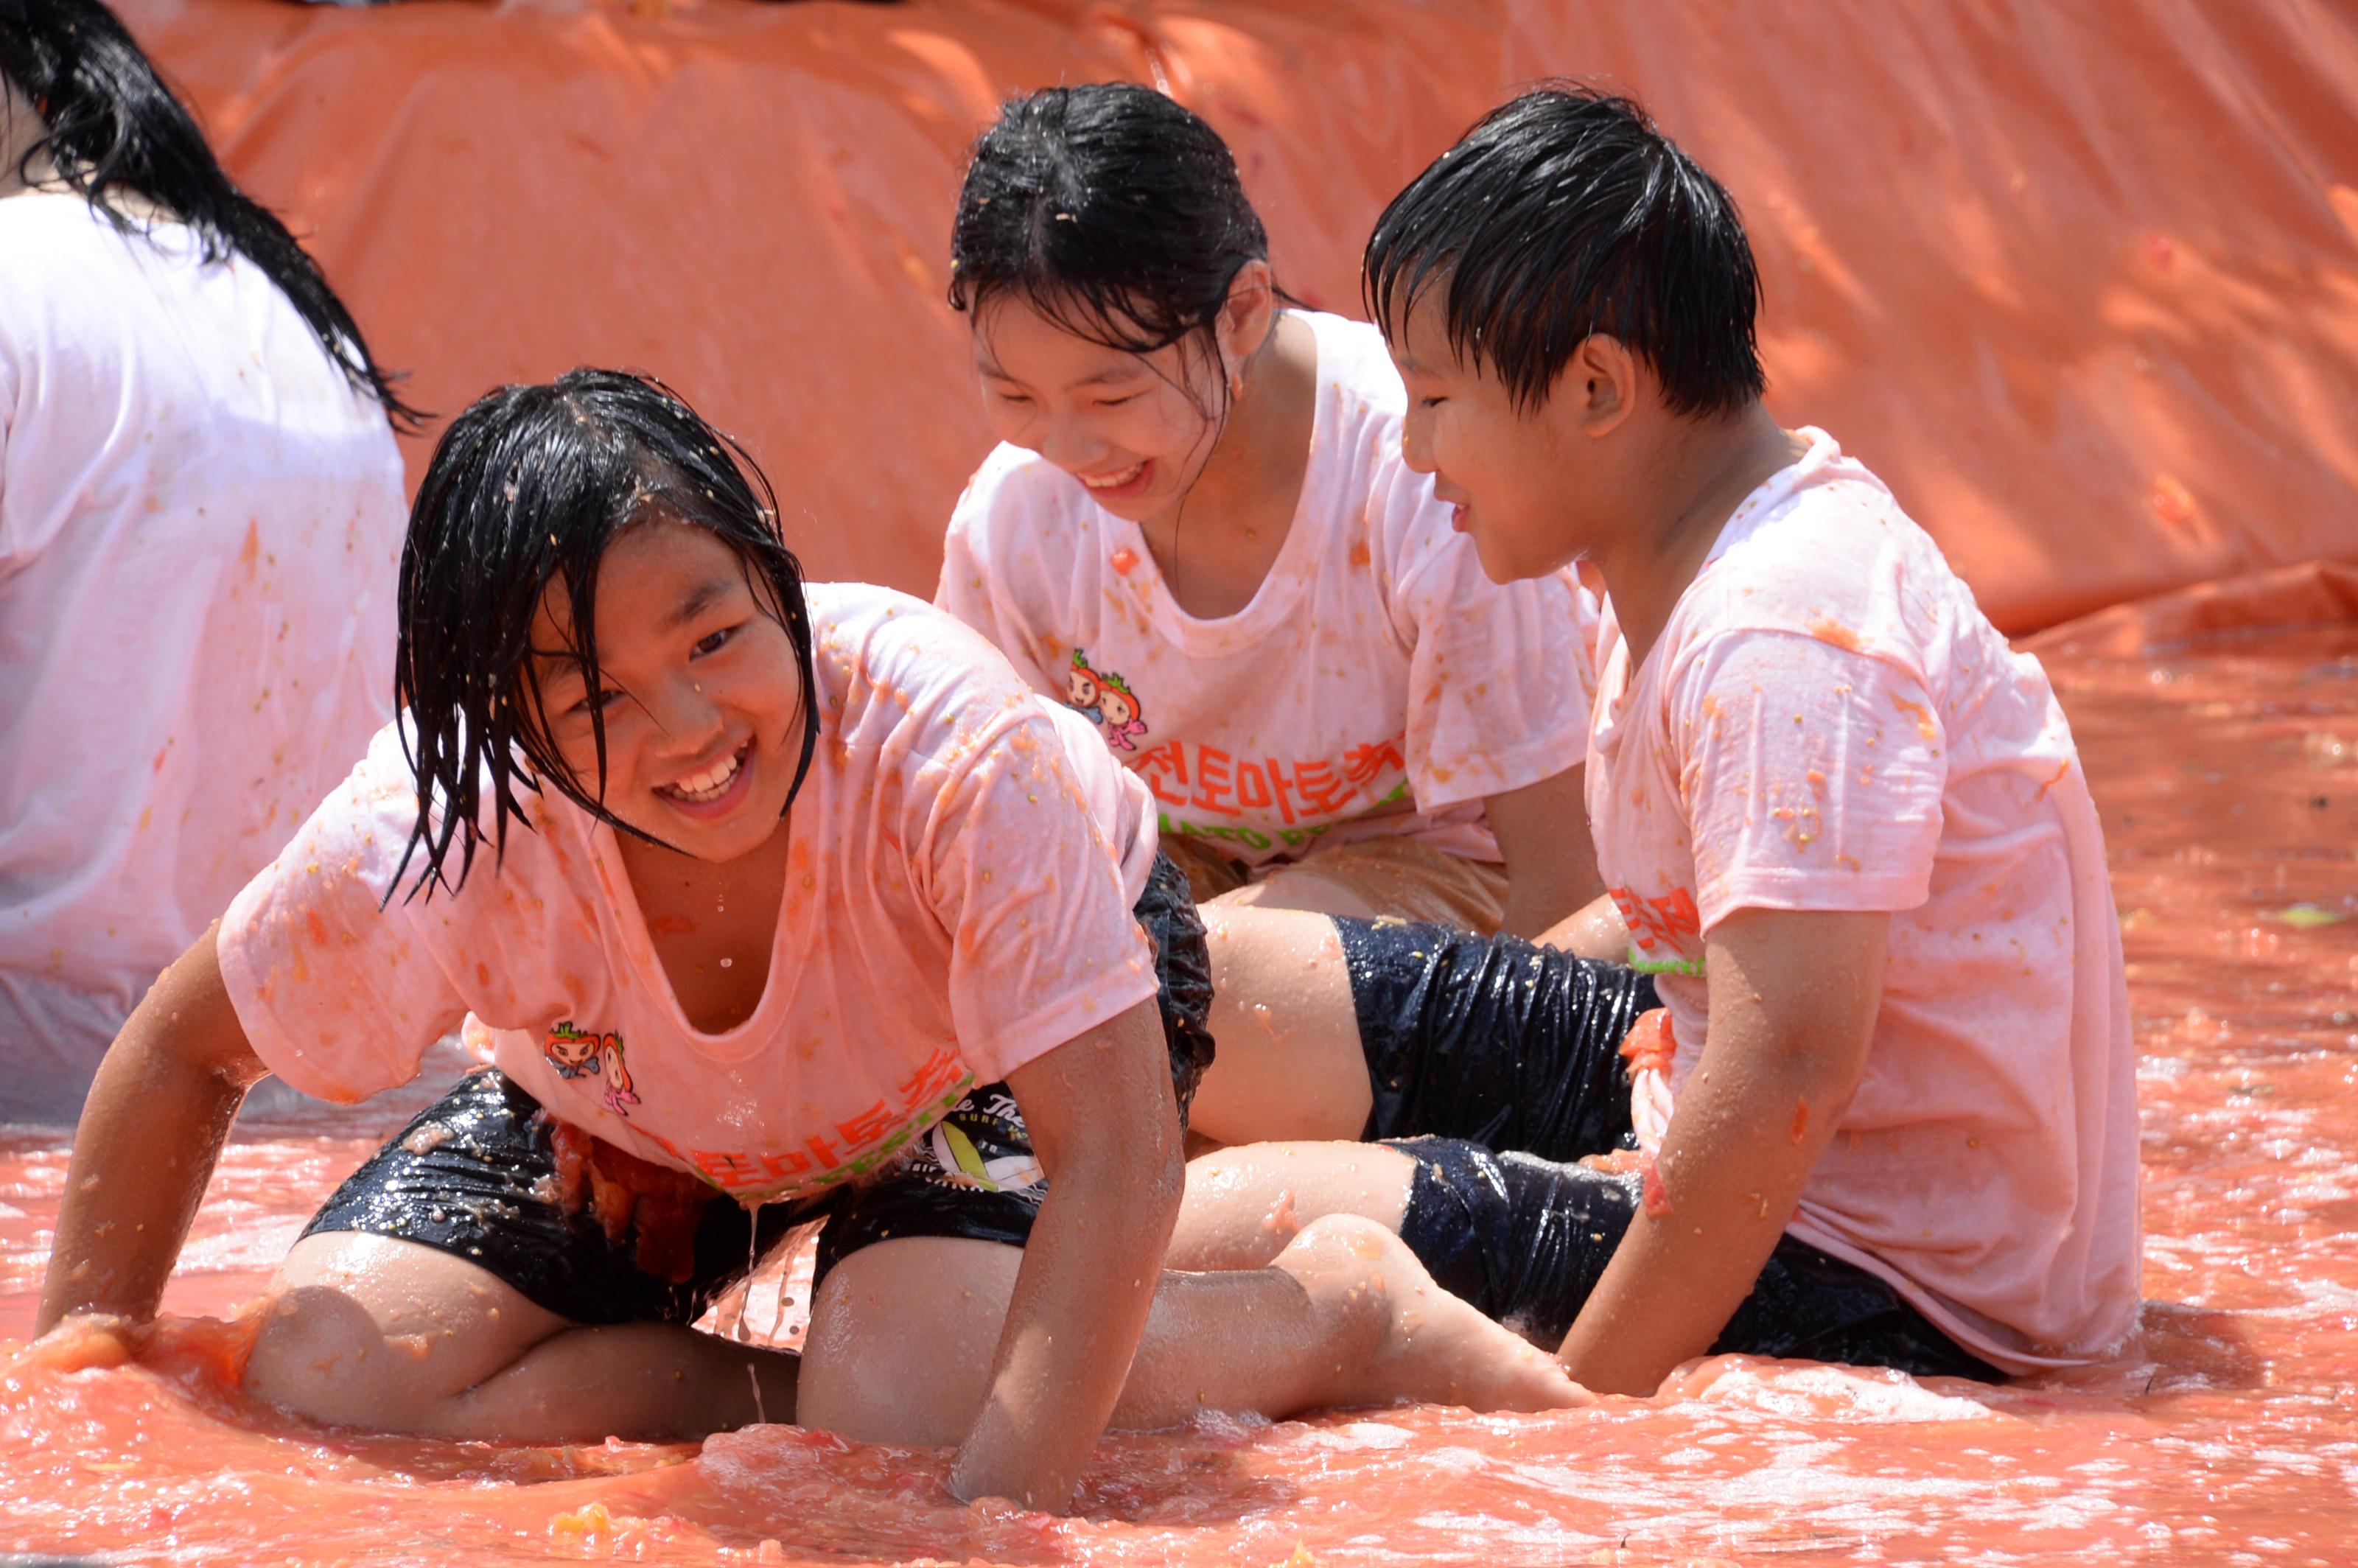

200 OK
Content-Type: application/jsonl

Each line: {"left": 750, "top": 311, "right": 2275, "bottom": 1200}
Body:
{"left": 1390, "top": 291, "right": 1637, "bottom": 584}
{"left": 528, "top": 518, "right": 805, "bottom": 864}
{"left": 971, "top": 295, "right": 1233, "bottom": 528}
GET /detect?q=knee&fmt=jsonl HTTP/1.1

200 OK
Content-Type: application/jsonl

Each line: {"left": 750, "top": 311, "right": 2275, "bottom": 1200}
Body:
{"left": 794, "top": 1239, "right": 1017, "bottom": 1447}
{"left": 242, "top": 1285, "right": 461, "bottom": 1429}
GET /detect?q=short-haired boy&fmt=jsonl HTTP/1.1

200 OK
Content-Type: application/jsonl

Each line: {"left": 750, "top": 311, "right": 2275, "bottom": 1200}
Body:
{"left": 1356, "top": 85, "right": 2141, "bottom": 1392}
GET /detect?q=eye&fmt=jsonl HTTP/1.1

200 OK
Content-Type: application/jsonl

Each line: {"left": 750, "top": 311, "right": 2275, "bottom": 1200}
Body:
{"left": 692, "top": 624, "right": 740, "bottom": 658}
{"left": 569, "top": 685, "right": 627, "bottom": 718}
{"left": 1097, "top": 393, "right": 1141, "bottom": 409}
{"left": 1417, "top": 396, "right": 1446, "bottom": 410}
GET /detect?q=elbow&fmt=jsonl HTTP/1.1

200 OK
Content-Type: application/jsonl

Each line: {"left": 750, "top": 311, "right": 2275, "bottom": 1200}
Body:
{"left": 1134, "top": 1110, "right": 1186, "bottom": 1239}
{"left": 1074, "top": 1110, "right": 1184, "bottom": 1247}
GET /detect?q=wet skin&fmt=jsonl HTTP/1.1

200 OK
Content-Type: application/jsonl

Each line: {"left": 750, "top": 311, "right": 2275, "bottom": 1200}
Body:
{"left": 38, "top": 520, "right": 1581, "bottom": 1517}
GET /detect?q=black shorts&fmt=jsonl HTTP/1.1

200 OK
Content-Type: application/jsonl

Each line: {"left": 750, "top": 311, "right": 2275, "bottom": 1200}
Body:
{"left": 299, "top": 851, "right": 1215, "bottom": 1327}
{"left": 1388, "top": 1137, "right": 2005, "bottom": 1382}
{"left": 1336, "top": 916, "right": 1656, "bottom": 1160}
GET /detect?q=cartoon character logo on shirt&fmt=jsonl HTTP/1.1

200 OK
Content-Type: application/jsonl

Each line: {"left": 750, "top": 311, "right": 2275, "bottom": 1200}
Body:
{"left": 543, "top": 1021, "right": 640, "bottom": 1116}
{"left": 543, "top": 1022, "right": 613, "bottom": 1079}
{"left": 599, "top": 1037, "right": 642, "bottom": 1116}
{"left": 1066, "top": 648, "right": 1148, "bottom": 752}
{"left": 1065, "top": 651, "right": 1104, "bottom": 722}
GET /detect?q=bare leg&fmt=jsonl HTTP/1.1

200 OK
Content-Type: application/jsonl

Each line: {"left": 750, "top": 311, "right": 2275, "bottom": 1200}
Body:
{"left": 797, "top": 1214, "right": 1582, "bottom": 1449}
{"left": 1205, "top": 873, "right": 1379, "bottom": 921}
{"left": 242, "top": 1231, "right": 800, "bottom": 1442}
{"left": 1172, "top": 1141, "right": 1420, "bottom": 1270}
{"left": 1189, "top": 905, "right": 1374, "bottom": 1147}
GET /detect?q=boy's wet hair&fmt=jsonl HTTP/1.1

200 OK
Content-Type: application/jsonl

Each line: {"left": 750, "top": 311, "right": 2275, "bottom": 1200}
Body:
{"left": 948, "top": 82, "right": 1270, "bottom": 380}
{"left": 391, "top": 369, "right": 816, "bottom": 900}
{"left": 1364, "top": 85, "right": 1765, "bottom": 419}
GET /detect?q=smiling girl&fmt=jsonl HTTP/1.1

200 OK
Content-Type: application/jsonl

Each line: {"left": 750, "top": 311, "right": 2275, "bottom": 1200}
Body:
{"left": 935, "top": 84, "right": 1604, "bottom": 940}
{"left": 38, "top": 371, "right": 1578, "bottom": 1515}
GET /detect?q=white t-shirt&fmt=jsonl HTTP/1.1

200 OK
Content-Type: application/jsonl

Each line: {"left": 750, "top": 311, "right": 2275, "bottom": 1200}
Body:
{"left": 0, "top": 195, "right": 406, "bottom": 1118}
{"left": 219, "top": 585, "right": 1163, "bottom": 1205}
{"left": 1588, "top": 429, "right": 2141, "bottom": 1374}
{"left": 937, "top": 311, "right": 1598, "bottom": 869}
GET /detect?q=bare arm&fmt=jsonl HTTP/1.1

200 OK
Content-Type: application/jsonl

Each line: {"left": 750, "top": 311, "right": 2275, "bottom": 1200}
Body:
{"left": 1536, "top": 891, "right": 1629, "bottom": 963}
{"left": 1553, "top": 906, "right": 1886, "bottom": 1394}
{"left": 948, "top": 997, "right": 1184, "bottom": 1511}
{"left": 37, "top": 924, "right": 271, "bottom": 1336}
{"left": 1485, "top": 764, "right": 1603, "bottom": 939}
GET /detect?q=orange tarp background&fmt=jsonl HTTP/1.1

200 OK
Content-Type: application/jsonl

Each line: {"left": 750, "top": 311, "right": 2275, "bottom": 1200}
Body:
{"left": 120, "top": 0, "right": 2358, "bottom": 633}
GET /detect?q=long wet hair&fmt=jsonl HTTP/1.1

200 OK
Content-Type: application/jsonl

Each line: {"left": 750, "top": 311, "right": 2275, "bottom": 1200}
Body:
{"left": 0, "top": 0, "right": 417, "bottom": 425}
{"left": 1364, "top": 84, "right": 1764, "bottom": 419}
{"left": 948, "top": 82, "right": 1276, "bottom": 413}
{"left": 391, "top": 369, "right": 818, "bottom": 902}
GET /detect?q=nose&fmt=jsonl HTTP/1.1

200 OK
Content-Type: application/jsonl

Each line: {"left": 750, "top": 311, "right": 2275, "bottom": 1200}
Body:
{"left": 1399, "top": 405, "right": 1438, "bottom": 476}
{"left": 1035, "top": 407, "right": 1111, "bottom": 476}
{"left": 645, "top": 668, "right": 727, "bottom": 760}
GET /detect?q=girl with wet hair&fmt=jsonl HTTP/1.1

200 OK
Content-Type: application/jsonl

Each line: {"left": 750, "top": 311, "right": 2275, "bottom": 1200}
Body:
{"left": 936, "top": 83, "right": 1606, "bottom": 971}
{"left": 0, "top": 0, "right": 412, "bottom": 1116}
{"left": 39, "top": 370, "right": 1591, "bottom": 1516}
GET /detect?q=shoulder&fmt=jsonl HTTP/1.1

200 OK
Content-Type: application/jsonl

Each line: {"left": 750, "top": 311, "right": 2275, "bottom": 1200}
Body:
{"left": 335, "top": 721, "right": 587, "bottom": 909}
{"left": 949, "top": 442, "right": 1090, "bottom": 544}
{"left": 1301, "top": 312, "right": 1408, "bottom": 419}
{"left": 1673, "top": 430, "right": 1959, "bottom": 674}
{"left": 811, "top": 582, "right": 1039, "bottom": 732}
{"left": 808, "top": 582, "right": 1121, "bottom": 821}
{"left": 0, "top": 193, "right": 116, "bottom": 265}
{"left": 0, "top": 197, "right": 200, "bottom": 317}
{"left": 0, "top": 199, "right": 129, "bottom": 351}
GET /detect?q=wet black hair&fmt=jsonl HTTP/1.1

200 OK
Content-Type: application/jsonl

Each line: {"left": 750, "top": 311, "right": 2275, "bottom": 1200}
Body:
{"left": 948, "top": 81, "right": 1273, "bottom": 379}
{"left": 391, "top": 369, "right": 818, "bottom": 901}
{"left": 1364, "top": 84, "right": 1764, "bottom": 419}
{"left": 0, "top": 0, "right": 417, "bottom": 425}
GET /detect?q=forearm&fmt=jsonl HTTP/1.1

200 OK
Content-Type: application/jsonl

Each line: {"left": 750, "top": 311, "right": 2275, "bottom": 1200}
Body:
{"left": 1555, "top": 1054, "right": 1844, "bottom": 1393}
{"left": 37, "top": 930, "right": 263, "bottom": 1334}
{"left": 1499, "top": 872, "right": 1581, "bottom": 942}
{"left": 949, "top": 1158, "right": 1179, "bottom": 1510}
{"left": 1536, "top": 892, "right": 1628, "bottom": 962}
{"left": 1487, "top": 769, "right": 1603, "bottom": 939}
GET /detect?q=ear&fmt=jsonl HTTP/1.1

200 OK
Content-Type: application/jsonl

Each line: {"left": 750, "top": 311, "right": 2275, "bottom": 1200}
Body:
{"left": 1559, "top": 335, "right": 1643, "bottom": 440}
{"left": 1216, "top": 259, "right": 1279, "bottom": 370}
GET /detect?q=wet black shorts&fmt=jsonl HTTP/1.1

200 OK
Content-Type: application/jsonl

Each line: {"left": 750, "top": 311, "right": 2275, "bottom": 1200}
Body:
{"left": 299, "top": 851, "right": 1215, "bottom": 1327}
{"left": 1388, "top": 1137, "right": 2005, "bottom": 1382}
{"left": 1334, "top": 916, "right": 1657, "bottom": 1160}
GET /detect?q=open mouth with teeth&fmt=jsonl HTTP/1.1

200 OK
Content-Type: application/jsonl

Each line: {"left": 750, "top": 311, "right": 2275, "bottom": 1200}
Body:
{"left": 1076, "top": 458, "right": 1151, "bottom": 498}
{"left": 656, "top": 740, "right": 753, "bottom": 814}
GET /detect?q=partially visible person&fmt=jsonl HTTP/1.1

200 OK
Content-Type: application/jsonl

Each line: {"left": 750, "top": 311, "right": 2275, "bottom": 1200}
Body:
{"left": 0, "top": 0, "right": 413, "bottom": 1118}
{"left": 1352, "top": 85, "right": 2141, "bottom": 1390}
{"left": 935, "top": 83, "right": 1604, "bottom": 939}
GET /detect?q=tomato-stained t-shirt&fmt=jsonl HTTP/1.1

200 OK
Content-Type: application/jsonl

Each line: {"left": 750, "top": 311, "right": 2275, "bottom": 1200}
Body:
{"left": 937, "top": 310, "right": 1598, "bottom": 869}
{"left": 217, "top": 584, "right": 1161, "bottom": 1204}
{"left": 1586, "top": 429, "right": 2141, "bottom": 1375}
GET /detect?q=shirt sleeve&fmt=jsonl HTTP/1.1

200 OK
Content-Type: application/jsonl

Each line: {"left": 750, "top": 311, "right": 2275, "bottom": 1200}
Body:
{"left": 912, "top": 701, "right": 1161, "bottom": 1084}
{"left": 1388, "top": 482, "right": 1595, "bottom": 811}
{"left": 933, "top": 464, "right": 1069, "bottom": 704}
{"left": 214, "top": 727, "right": 469, "bottom": 1102}
{"left": 1671, "top": 629, "right": 1948, "bottom": 929}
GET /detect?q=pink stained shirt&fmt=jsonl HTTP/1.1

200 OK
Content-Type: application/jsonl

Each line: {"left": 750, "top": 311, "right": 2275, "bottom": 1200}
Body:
{"left": 937, "top": 312, "right": 1598, "bottom": 869}
{"left": 1587, "top": 429, "right": 2141, "bottom": 1373}
{"left": 218, "top": 584, "right": 1162, "bottom": 1203}
{"left": 0, "top": 196, "right": 405, "bottom": 1114}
